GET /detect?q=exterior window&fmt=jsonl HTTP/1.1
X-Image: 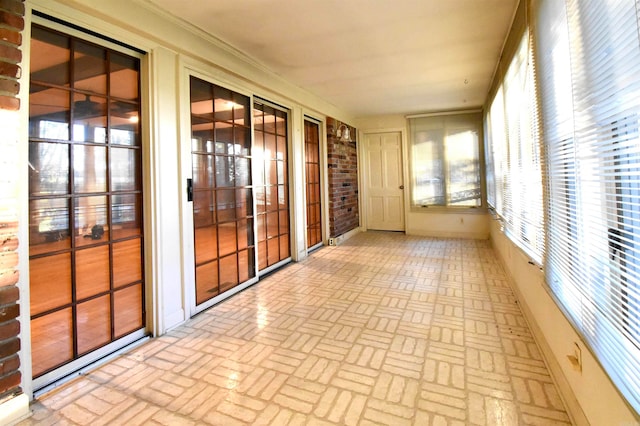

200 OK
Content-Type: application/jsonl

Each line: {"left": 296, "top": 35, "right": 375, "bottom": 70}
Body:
{"left": 485, "top": 29, "right": 544, "bottom": 263}
{"left": 533, "top": 0, "right": 640, "bottom": 411}
{"left": 409, "top": 112, "right": 482, "bottom": 207}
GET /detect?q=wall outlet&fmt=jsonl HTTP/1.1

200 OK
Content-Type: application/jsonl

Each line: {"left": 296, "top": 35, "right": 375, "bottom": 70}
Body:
{"left": 567, "top": 342, "right": 582, "bottom": 372}
{"left": 328, "top": 238, "right": 335, "bottom": 246}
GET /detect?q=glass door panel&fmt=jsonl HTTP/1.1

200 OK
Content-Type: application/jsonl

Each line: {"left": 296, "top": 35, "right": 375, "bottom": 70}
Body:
{"left": 190, "top": 76, "right": 255, "bottom": 306}
{"left": 304, "top": 119, "right": 322, "bottom": 248}
{"left": 28, "top": 25, "right": 145, "bottom": 380}
{"left": 254, "top": 102, "right": 291, "bottom": 270}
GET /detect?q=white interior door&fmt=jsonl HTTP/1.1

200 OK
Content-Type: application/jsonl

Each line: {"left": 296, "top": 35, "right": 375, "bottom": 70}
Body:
{"left": 363, "top": 132, "right": 405, "bottom": 231}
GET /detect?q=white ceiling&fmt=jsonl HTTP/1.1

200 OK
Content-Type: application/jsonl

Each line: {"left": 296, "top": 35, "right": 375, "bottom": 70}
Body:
{"left": 146, "top": 0, "right": 518, "bottom": 118}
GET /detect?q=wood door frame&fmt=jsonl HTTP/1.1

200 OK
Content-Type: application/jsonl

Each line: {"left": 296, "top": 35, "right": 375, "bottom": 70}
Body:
{"left": 359, "top": 128, "right": 409, "bottom": 233}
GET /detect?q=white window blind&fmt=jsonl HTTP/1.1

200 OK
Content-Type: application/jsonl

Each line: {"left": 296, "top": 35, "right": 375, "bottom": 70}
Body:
{"left": 485, "top": 28, "right": 544, "bottom": 263}
{"left": 409, "top": 113, "right": 482, "bottom": 207}
{"left": 535, "top": 0, "right": 640, "bottom": 411}
{"left": 484, "top": 108, "right": 496, "bottom": 208}
{"left": 487, "top": 86, "right": 507, "bottom": 215}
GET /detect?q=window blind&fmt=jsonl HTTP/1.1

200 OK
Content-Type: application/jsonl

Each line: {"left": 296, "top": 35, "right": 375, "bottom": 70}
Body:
{"left": 485, "top": 26, "right": 544, "bottom": 263}
{"left": 487, "top": 86, "right": 507, "bottom": 215}
{"left": 535, "top": 0, "right": 640, "bottom": 411}
{"left": 408, "top": 113, "right": 482, "bottom": 208}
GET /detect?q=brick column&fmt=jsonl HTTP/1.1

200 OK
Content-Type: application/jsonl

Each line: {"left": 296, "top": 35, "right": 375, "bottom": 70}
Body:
{"left": 327, "top": 117, "right": 360, "bottom": 239}
{"left": 0, "top": 0, "right": 24, "bottom": 407}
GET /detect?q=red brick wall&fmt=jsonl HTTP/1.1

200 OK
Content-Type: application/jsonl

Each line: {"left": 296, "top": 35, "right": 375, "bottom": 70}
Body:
{"left": 327, "top": 117, "right": 359, "bottom": 238}
{"left": 0, "top": 0, "right": 24, "bottom": 402}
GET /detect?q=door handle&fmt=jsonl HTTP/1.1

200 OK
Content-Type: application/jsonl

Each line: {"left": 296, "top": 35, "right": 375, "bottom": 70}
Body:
{"left": 187, "top": 178, "right": 193, "bottom": 202}
{"left": 399, "top": 185, "right": 404, "bottom": 190}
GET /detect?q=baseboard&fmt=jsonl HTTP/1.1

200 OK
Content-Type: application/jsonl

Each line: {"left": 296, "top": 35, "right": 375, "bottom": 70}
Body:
{"left": 1, "top": 393, "right": 30, "bottom": 426}
{"left": 328, "top": 227, "right": 361, "bottom": 246}
{"left": 406, "top": 228, "right": 489, "bottom": 240}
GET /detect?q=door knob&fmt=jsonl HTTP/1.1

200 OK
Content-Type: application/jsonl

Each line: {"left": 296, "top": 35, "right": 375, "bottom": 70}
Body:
{"left": 399, "top": 185, "right": 404, "bottom": 190}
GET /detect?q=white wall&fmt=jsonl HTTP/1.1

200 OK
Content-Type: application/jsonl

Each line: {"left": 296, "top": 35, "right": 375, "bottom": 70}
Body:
{"left": 355, "top": 114, "right": 490, "bottom": 239}
{"left": 489, "top": 219, "right": 638, "bottom": 426}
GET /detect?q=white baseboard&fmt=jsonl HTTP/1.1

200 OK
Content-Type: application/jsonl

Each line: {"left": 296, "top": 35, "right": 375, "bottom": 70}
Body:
{"left": 1, "top": 393, "right": 30, "bottom": 426}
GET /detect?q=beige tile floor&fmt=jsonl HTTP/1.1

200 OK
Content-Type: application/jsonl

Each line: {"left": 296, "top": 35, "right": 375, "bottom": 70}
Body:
{"left": 19, "top": 232, "right": 572, "bottom": 425}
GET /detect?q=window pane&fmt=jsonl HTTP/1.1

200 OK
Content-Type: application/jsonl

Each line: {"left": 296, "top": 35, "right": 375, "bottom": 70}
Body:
{"left": 193, "top": 190, "right": 214, "bottom": 227}
{"left": 110, "top": 101, "right": 139, "bottom": 145}
{"left": 31, "top": 309, "right": 73, "bottom": 377}
{"left": 232, "top": 93, "right": 249, "bottom": 126}
{"left": 114, "top": 284, "right": 143, "bottom": 337}
{"left": 412, "top": 128, "right": 444, "bottom": 205}
{"left": 30, "top": 27, "right": 70, "bottom": 86}
{"left": 234, "top": 126, "right": 250, "bottom": 156}
{"left": 74, "top": 196, "right": 108, "bottom": 247}
{"left": 276, "top": 110, "right": 287, "bottom": 136}
{"left": 73, "top": 40, "right": 107, "bottom": 94}
{"left": 195, "top": 225, "right": 217, "bottom": 264}
{"left": 218, "top": 222, "right": 237, "bottom": 256}
{"left": 219, "top": 254, "right": 238, "bottom": 292}
{"left": 216, "top": 156, "right": 234, "bottom": 187}
{"left": 76, "top": 245, "right": 110, "bottom": 300}
{"left": 30, "top": 142, "right": 69, "bottom": 196}
{"left": 446, "top": 128, "right": 481, "bottom": 207}
{"left": 113, "top": 238, "right": 142, "bottom": 287}
{"left": 235, "top": 157, "right": 251, "bottom": 186}
{"left": 267, "top": 238, "right": 279, "bottom": 266}
{"left": 72, "top": 93, "right": 106, "bottom": 142}
{"left": 214, "top": 86, "right": 233, "bottom": 122}
{"left": 196, "top": 261, "right": 218, "bottom": 304}
{"left": 236, "top": 188, "right": 253, "bottom": 217}
{"left": 77, "top": 295, "right": 111, "bottom": 354}
{"left": 110, "top": 147, "right": 138, "bottom": 191}
{"left": 110, "top": 52, "right": 139, "bottom": 100}
{"left": 280, "top": 235, "right": 290, "bottom": 259}
{"left": 409, "top": 113, "right": 482, "bottom": 207}
{"left": 30, "top": 253, "right": 71, "bottom": 316}
{"left": 74, "top": 145, "right": 106, "bottom": 193}
{"left": 237, "top": 218, "right": 251, "bottom": 250}
{"left": 29, "top": 198, "right": 70, "bottom": 253}
{"left": 112, "top": 193, "right": 142, "bottom": 239}
{"left": 216, "top": 189, "right": 236, "bottom": 222}
{"left": 29, "top": 86, "right": 70, "bottom": 140}
{"left": 238, "top": 249, "right": 253, "bottom": 283}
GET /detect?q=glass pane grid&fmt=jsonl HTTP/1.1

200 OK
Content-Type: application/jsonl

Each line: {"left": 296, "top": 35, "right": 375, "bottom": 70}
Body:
{"left": 254, "top": 102, "right": 291, "bottom": 268}
{"left": 29, "top": 25, "right": 144, "bottom": 378}
{"left": 305, "top": 120, "right": 322, "bottom": 248}
{"left": 191, "top": 77, "right": 255, "bottom": 304}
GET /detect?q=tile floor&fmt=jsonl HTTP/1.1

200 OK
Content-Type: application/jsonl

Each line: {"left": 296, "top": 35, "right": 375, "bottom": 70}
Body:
{"left": 18, "top": 232, "right": 572, "bottom": 425}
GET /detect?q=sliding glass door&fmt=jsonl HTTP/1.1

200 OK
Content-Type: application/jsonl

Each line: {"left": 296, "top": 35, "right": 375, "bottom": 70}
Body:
{"left": 28, "top": 25, "right": 145, "bottom": 383}
{"left": 304, "top": 119, "right": 322, "bottom": 248}
{"left": 189, "top": 77, "right": 255, "bottom": 306}
{"left": 254, "top": 101, "right": 290, "bottom": 271}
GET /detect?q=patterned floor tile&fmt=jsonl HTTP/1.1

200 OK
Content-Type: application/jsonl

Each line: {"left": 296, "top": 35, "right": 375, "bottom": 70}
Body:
{"left": 18, "top": 232, "right": 572, "bottom": 425}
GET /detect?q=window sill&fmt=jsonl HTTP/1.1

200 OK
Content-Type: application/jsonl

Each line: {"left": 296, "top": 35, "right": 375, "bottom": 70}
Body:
{"left": 410, "top": 205, "right": 487, "bottom": 214}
